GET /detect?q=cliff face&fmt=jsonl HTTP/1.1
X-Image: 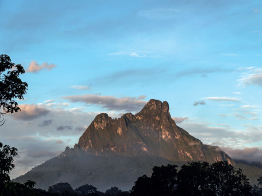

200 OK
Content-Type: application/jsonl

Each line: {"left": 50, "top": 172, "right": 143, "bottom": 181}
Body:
{"left": 67, "top": 99, "right": 233, "bottom": 164}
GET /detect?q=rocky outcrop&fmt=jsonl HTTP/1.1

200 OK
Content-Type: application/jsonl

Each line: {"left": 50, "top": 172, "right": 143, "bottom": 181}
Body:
{"left": 63, "top": 99, "right": 232, "bottom": 164}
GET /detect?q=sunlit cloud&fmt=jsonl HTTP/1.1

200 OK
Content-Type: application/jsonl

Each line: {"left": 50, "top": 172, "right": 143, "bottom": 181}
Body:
{"left": 26, "top": 61, "right": 56, "bottom": 73}
{"left": 10, "top": 104, "right": 50, "bottom": 121}
{"left": 62, "top": 94, "right": 147, "bottom": 112}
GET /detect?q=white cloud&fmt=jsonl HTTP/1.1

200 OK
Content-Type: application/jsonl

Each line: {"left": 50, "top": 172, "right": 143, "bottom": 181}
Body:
{"left": 44, "top": 100, "right": 55, "bottom": 104}
{"left": 130, "top": 53, "right": 146, "bottom": 57}
{"left": 204, "top": 97, "right": 241, "bottom": 102}
{"left": 26, "top": 61, "right": 56, "bottom": 73}
{"left": 240, "top": 71, "right": 262, "bottom": 87}
{"left": 70, "top": 85, "right": 91, "bottom": 90}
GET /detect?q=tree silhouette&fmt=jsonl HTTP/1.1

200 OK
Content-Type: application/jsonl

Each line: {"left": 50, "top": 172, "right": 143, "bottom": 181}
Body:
{"left": 75, "top": 184, "right": 98, "bottom": 195}
{"left": 0, "top": 142, "right": 35, "bottom": 196}
{"left": 0, "top": 54, "right": 28, "bottom": 125}
{"left": 131, "top": 164, "right": 178, "bottom": 196}
{"left": 131, "top": 161, "right": 253, "bottom": 196}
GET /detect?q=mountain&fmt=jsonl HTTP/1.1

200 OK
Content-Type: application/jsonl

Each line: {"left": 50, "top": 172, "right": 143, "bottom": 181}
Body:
{"left": 62, "top": 99, "right": 233, "bottom": 163}
{"left": 15, "top": 99, "right": 235, "bottom": 190}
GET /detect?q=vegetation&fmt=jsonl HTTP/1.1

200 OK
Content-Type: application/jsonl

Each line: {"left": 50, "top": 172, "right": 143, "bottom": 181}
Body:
{"left": 131, "top": 161, "right": 253, "bottom": 196}
{"left": 0, "top": 54, "right": 28, "bottom": 125}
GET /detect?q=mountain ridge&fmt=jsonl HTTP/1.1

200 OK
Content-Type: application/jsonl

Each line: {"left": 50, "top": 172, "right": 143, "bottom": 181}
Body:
{"left": 61, "top": 99, "right": 233, "bottom": 164}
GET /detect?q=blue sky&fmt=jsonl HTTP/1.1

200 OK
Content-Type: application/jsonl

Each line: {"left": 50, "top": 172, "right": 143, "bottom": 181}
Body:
{"left": 1, "top": 0, "right": 262, "bottom": 179}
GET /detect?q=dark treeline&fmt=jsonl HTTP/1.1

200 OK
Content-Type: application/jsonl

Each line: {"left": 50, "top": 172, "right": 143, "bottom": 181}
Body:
{"left": 2, "top": 141, "right": 262, "bottom": 196}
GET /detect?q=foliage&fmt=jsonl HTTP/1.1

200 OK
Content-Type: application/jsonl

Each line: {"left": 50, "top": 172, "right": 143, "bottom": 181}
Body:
{"left": 0, "top": 142, "right": 17, "bottom": 184}
{"left": 131, "top": 161, "right": 253, "bottom": 196}
{"left": 105, "top": 187, "right": 122, "bottom": 196}
{"left": 0, "top": 54, "right": 28, "bottom": 125}
{"left": 176, "top": 161, "right": 252, "bottom": 196}
{"left": 75, "top": 184, "right": 98, "bottom": 195}
{"left": 48, "top": 182, "right": 74, "bottom": 195}
{"left": 0, "top": 141, "right": 37, "bottom": 196}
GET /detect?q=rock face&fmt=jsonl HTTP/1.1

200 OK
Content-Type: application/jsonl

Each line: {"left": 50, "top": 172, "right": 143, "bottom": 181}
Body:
{"left": 62, "top": 99, "right": 232, "bottom": 164}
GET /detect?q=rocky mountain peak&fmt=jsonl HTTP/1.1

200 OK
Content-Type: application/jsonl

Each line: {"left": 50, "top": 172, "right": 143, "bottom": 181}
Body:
{"left": 73, "top": 99, "right": 233, "bottom": 164}
{"left": 135, "top": 99, "right": 170, "bottom": 118}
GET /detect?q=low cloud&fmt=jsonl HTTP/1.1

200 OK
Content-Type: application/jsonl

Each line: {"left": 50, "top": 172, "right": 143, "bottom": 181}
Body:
{"left": 70, "top": 85, "right": 91, "bottom": 90}
{"left": 204, "top": 97, "right": 241, "bottom": 102}
{"left": 193, "top": 101, "right": 206, "bottom": 106}
{"left": 11, "top": 104, "right": 50, "bottom": 120}
{"left": 172, "top": 117, "right": 188, "bottom": 123}
{"left": 62, "top": 94, "right": 147, "bottom": 112}
{"left": 26, "top": 61, "right": 56, "bottom": 73}
{"left": 57, "top": 126, "right": 73, "bottom": 131}
{"left": 222, "top": 147, "right": 262, "bottom": 162}
{"left": 39, "top": 119, "right": 52, "bottom": 127}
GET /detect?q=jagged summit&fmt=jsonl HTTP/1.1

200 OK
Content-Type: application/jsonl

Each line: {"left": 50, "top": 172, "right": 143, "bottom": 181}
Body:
{"left": 61, "top": 99, "right": 232, "bottom": 164}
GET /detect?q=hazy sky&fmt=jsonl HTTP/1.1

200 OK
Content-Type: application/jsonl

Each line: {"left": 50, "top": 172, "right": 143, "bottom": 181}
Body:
{"left": 1, "top": 0, "right": 262, "bottom": 179}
